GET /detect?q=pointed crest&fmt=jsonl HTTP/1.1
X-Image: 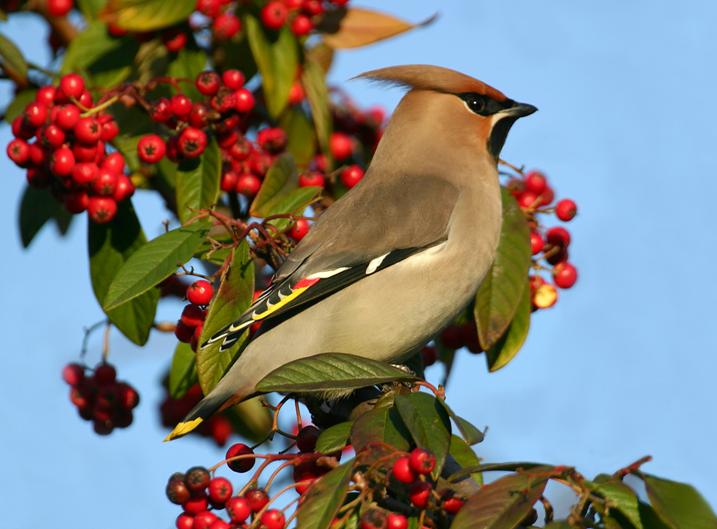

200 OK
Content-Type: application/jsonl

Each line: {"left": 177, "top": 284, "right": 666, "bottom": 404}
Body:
{"left": 356, "top": 64, "right": 507, "bottom": 102}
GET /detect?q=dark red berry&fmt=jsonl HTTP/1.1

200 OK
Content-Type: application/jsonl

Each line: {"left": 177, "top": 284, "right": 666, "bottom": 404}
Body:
{"left": 409, "top": 448, "right": 436, "bottom": 475}
{"left": 185, "top": 466, "right": 211, "bottom": 493}
{"left": 181, "top": 304, "right": 206, "bottom": 328}
{"left": 340, "top": 164, "right": 364, "bottom": 189}
{"left": 175, "top": 321, "right": 194, "bottom": 343}
{"left": 245, "top": 488, "right": 269, "bottom": 512}
{"left": 62, "top": 363, "right": 85, "bottom": 385}
{"left": 137, "top": 134, "right": 166, "bottom": 163}
{"left": 409, "top": 481, "right": 431, "bottom": 509}
{"left": 421, "top": 345, "right": 438, "bottom": 366}
{"left": 555, "top": 198, "right": 577, "bottom": 221}
{"left": 545, "top": 226, "right": 571, "bottom": 248}
{"left": 298, "top": 171, "right": 325, "bottom": 188}
{"left": 442, "top": 495, "right": 465, "bottom": 514}
{"left": 440, "top": 325, "right": 464, "bottom": 349}
{"left": 64, "top": 191, "right": 89, "bottom": 213}
{"left": 387, "top": 513, "right": 408, "bottom": 529}
{"left": 166, "top": 474, "right": 191, "bottom": 505}
{"left": 391, "top": 456, "right": 416, "bottom": 484}
{"left": 260, "top": 509, "right": 285, "bottom": 529}
{"left": 553, "top": 262, "right": 578, "bottom": 289}
{"left": 93, "top": 363, "right": 116, "bottom": 385}
{"left": 222, "top": 69, "right": 245, "bottom": 90}
{"left": 261, "top": 2, "right": 288, "bottom": 30}
{"left": 360, "top": 509, "right": 387, "bottom": 529}
{"left": 226, "top": 443, "right": 255, "bottom": 473}
{"left": 289, "top": 218, "right": 310, "bottom": 241}
{"left": 87, "top": 196, "right": 118, "bottom": 223}
{"left": 296, "top": 425, "right": 320, "bottom": 453}
{"left": 74, "top": 117, "right": 102, "bottom": 144}
{"left": 226, "top": 496, "right": 251, "bottom": 523}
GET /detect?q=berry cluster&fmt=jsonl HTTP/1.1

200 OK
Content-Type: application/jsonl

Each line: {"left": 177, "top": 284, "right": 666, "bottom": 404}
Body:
{"left": 160, "top": 384, "right": 234, "bottom": 446}
{"left": 174, "top": 280, "right": 215, "bottom": 351}
{"left": 6, "top": 74, "right": 134, "bottom": 223}
{"left": 62, "top": 361, "right": 140, "bottom": 435}
{"left": 506, "top": 169, "right": 579, "bottom": 310}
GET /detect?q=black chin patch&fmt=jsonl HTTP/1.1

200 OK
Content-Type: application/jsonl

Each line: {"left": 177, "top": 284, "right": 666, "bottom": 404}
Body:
{"left": 488, "top": 116, "right": 518, "bottom": 159}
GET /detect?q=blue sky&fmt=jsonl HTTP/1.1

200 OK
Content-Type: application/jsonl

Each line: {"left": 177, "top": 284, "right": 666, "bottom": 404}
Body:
{"left": 2, "top": 1, "right": 716, "bottom": 527}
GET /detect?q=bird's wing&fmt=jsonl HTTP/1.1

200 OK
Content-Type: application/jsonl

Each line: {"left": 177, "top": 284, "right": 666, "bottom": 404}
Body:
{"left": 202, "top": 174, "right": 460, "bottom": 351}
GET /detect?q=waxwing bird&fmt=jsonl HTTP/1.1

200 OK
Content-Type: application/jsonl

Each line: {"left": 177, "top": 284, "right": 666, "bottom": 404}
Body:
{"left": 165, "top": 64, "right": 536, "bottom": 441}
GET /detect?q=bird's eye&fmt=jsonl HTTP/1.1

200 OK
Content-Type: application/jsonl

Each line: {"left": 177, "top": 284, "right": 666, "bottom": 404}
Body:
{"left": 461, "top": 93, "right": 487, "bottom": 115}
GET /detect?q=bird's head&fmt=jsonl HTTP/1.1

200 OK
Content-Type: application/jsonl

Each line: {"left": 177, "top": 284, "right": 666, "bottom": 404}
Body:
{"left": 357, "top": 64, "right": 536, "bottom": 160}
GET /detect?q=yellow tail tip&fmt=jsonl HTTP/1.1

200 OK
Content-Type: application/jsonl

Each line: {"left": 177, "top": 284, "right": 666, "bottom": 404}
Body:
{"left": 163, "top": 417, "right": 204, "bottom": 442}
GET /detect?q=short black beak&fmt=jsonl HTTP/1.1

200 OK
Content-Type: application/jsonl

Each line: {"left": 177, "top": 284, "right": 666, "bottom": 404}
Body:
{"left": 506, "top": 101, "right": 538, "bottom": 118}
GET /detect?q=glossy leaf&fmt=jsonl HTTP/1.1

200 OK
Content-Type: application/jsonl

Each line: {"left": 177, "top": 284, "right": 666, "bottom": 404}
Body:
{"left": 351, "top": 405, "right": 411, "bottom": 453}
{"left": 643, "top": 474, "right": 717, "bottom": 529}
{"left": 4, "top": 89, "right": 36, "bottom": 123}
{"left": 175, "top": 137, "right": 221, "bottom": 223}
{"left": 474, "top": 188, "right": 531, "bottom": 350}
{"left": 297, "top": 462, "right": 353, "bottom": 529}
{"left": 450, "top": 472, "right": 548, "bottom": 529}
{"left": 197, "top": 243, "right": 254, "bottom": 393}
{"left": 395, "top": 392, "right": 452, "bottom": 479}
{"left": 18, "top": 186, "right": 73, "bottom": 248}
{"left": 168, "top": 342, "right": 197, "bottom": 399}
{"left": 449, "top": 435, "right": 483, "bottom": 485}
{"left": 0, "top": 33, "right": 27, "bottom": 82}
{"left": 256, "top": 353, "right": 417, "bottom": 393}
{"left": 316, "top": 422, "right": 352, "bottom": 454}
{"left": 88, "top": 202, "right": 159, "bottom": 345}
{"left": 104, "top": 220, "right": 211, "bottom": 310}
{"left": 302, "top": 57, "right": 332, "bottom": 156}
{"left": 101, "top": 0, "right": 195, "bottom": 32}
{"left": 586, "top": 475, "right": 642, "bottom": 529}
{"left": 484, "top": 282, "right": 531, "bottom": 372}
{"left": 281, "top": 108, "right": 317, "bottom": 167}
{"left": 441, "top": 401, "right": 484, "bottom": 445}
{"left": 246, "top": 15, "right": 299, "bottom": 118}
{"left": 320, "top": 7, "right": 435, "bottom": 49}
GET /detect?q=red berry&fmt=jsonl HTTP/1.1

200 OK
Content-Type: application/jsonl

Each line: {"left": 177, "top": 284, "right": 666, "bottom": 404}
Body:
{"left": 101, "top": 152, "right": 125, "bottom": 174}
{"left": 92, "top": 169, "right": 118, "bottom": 196}
{"left": 329, "top": 132, "right": 353, "bottom": 160}
{"left": 162, "top": 28, "right": 188, "bottom": 53}
{"left": 442, "top": 496, "right": 465, "bottom": 514}
{"left": 54, "top": 104, "right": 80, "bottom": 130}
{"left": 220, "top": 170, "right": 239, "bottom": 192}
{"left": 196, "top": 71, "right": 221, "bottom": 96}
{"left": 196, "top": 0, "right": 221, "bottom": 17}
{"left": 387, "top": 513, "right": 408, "bottom": 529}
{"left": 64, "top": 190, "right": 89, "bottom": 213}
{"left": 175, "top": 514, "right": 194, "bottom": 529}
{"left": 517, "top": 191, "right": 538, "bottom": 209}
{"left": 296, "top": 425, "right": 320, "bottom": 453}
{"left": 261, "top": 2, "right": 288, "bottom": 29}
{"left": 234, "top": 88, "right": 255, "bottom": 113}
{"left": 409, "top": 448, "right": 436, "bottom": 475}
{"left": 222, "top": 69, "right": 245, "bottom": 90}
{"left": 524, "top": 170, "right": 547, "bottom": 194}
{"left": 213, "top": 13, "right": 241, "bottom": 39}
{"left": 189, "top": 103, "right": 210, "bottom": 128}
{"left": 530, "top": 231, "right": 544, "bottom": 255}
{"left": 289, "top": 218, "right": 310, "bottom": 241}
{"left": 47, "top": 0, "right": 73, "bottom": 17}
{"left": 440, "top": 325, "right": 464, "bottom": 349}
{"left": 290, "top": 14, "right": 313, "bottom": 36}
{"left": 28, "top": 143, "right": 45, "bottom": 165}
{"left": 181, "top": 304, "right": 207, "bottom": 328}
{"left": 185, "top": 466, "right": 211, "bottom": 493}
{"left": 226, "top": 443, "right": 255, "bottom": 473}
{"left": 193, "top": 511, "right": 217, "bottom": 529}
{"left": 93, "top": 363, "right": 116, "bottom": 385}
{"left": 151, "top": 98, "right": 173, "bottom": 123}
{"left": 257, "top": 127, "right": 287, "bottom": 153}
{"left": 187, "top": 280, "right": 213, "bottom": 305}
{"left": 288, "top": 81, "right": 305, "bottom": 105}
{"left": 360, "top": 509, "right": 387, "bottom": 529}
{"left": 236, "top": 173, "right": 262, "bottom": 197}
{"left": 178, "top": 127, "right": 208, "bottom": 158}
{"left": 553, "top": 262, "right": 578, "bottom": 289}
{"left": 71, "top": 162, "right": 97, "bottom": 186}
{"left": 298, "top": 171, "right": 324, "bottom": 188}
{"left": 226, "top": 497, "right": 251, "bottom": 523}
{"left": 340, "top": 164, "right": 364, "bottom": 189}
{"left": 72, "top": 142, "right": 98, "bottom": 162}
{"left": 74, "top": 117, "right": 102, "bottom": 144}
{"left": 137, "top": 134, "right": 166, "bottom": 163}
{"left": 175, "top": 321, "right": 194, "bottom": 343}
{"left": 59, "top": 73, "right": 85, "bottom": 99}
{"left": 420, "top": 345, "right": 438, "bottom": 366}
{"left": 36, "top": 86, "right": 56, "bottom": 106}
{"left": 41, "top": 124, "right": 65, "bottom": 148}
{"left": 391, "top": 456, "right": 416, "bottom": 484}
{"left": 209, "top": 520, "right": 230, "bottom": 529}
{"left": 260, "top": 509, "right": 285, "bottom": 529}
{"left": 245, "top": 488, "right": 269, "bottom": 512}
{"left": 555, "top": 198, "right": 577, "bottom": 221}
{"left": 51, "top": 146, "right": 75, "bottom": 176}
{"left": 545, "top": 226, "right": 571, "bottom": 248}
{"left": 113, "top": 174, "right": 135, "bottom": 202}
{"left": 62, "top": 363, "right": 85, "bottom": 385}
{"left": 87, "top": 196, "right": 118, "bottom": 223}
{"left": 171, "top": 94, "right": 193, "bottom": 118}
{"left": 537, "top": 185, "right": 555, "bottom": 206}
{"left": 117, "top": 382, "right": 140, "bottom": 409}
{"left": 409, "top": 481, "right": 431, "bottom": 509}
{"left": 183, "top": 495, "right": 209, "bottom": 515}
{"left": 207, "top": 477, "right": 233, "bottom": 505}
{"left": 6, "top": 138, "right": 29, "bottom": 167}
{"left": 101, "top": 119, "right": 119, "bottom": 141}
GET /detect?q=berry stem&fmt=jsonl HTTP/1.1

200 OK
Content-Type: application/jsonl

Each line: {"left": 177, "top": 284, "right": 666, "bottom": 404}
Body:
{"left": 102, "top": 322, "right": 112, "bottom": 362}
{"left": 80, "top": 95, "right": 120, "bottom": 117}
{"left": 80, "top": 319, "right": 109, "bottom": 359}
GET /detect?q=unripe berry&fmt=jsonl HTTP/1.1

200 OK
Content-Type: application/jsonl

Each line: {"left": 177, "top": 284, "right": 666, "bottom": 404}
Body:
{"left": 296, "top": 424, "right": 320, "bottom": 452}
{"left": 298, "top": 171, "right": 324, "bottom": 188}
{"left": 62, "top": 363, "right": 85, "bottom": 385}
{"left": 391, "top": 456, "right": 416, "bottom": 484}
{"left": 222, "top": 69, "right": 245, "bottom": 90}
{"left": 187, "top": 280, "right": 213, "bottom": 305}
{"left": 226, "top": 443, "right": 255, "bottom": 473}
{"left": 409, "top": 448, "right": 436, "bottom": 475}
{"left": 74, "top": 117, "right": 102, "bottom": 144}
{"left": 533, "top": 283, "right": 558, "bottom": 309}
{"left": 236, "top": 173, "right": 262, "bottom": 197}
{"left": 553, "top": 262, "right": 578, "bottom": 289}
{"left": 185, "top": 466, "right": 211, "bottom": 493}
{"left": 409, "top": 481, "right": 432, "bottom": 509}
{"left": 166, "top": 474, "right": 191, "bottom": 505}
{"left": 59, "top": 73, "right": 85, "bottom": 99}
{"left": 555, "top": 198, "right": 577, "bottom": 221}
{"left": 87, "top": 196, "right": 117, "bottom": 223}
{"left": 524, "top": 170, "right": 547, "bottom": 194}
{"left": 261, "top": 1, "right": 288, "bottom": 29}
{"left": 329, "top": 132, "right": 353, "bottom": 160}
{"left": 245, "top": 488, "right": 269, "bottom": 512}
{"left": 260, "top": 509, "right": 285, "bottom": 529}
{"left": 137, "top": 134, "right": 166, "bottom": 163}
{"left": 213, "top": 13, "right": 241, "bottom": 40}
{"left": 290, "top": 14, "right": 313, "bottom": 36}
{"left": 226, "top": 496, "right": 252, "bottom": 523}
{"left": 387, "top": 513, "right": 408, "bottom": 529}
{"left": 234, "top": 88, "right": 255, "bottom": 113}
{"left": 340, "top": 164, "right": 364, "bottom": 189}
{"left": 289, "top": 218, "right": 310, "bottom": 241}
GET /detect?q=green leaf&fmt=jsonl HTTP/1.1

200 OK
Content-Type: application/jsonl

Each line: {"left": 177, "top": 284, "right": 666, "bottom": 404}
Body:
{"left": 256, "top": 353, "right": 418, "bottom": 394}
{"left": 297, "top": 462, "right": 354, "bottom": 529}
{"left": 88, "top": 201, "right": 159, "bottom": 345}
{"left": 450, "top": 472, "right": 548, "bottom": 529}
{"left": 169, "top": 342, "right": 197, "bottom": 398}
{"left": 245, "top": 15, "right": 298, "bottom": 118}
{"left": 474, "top": 187, "right": 531, "bottom": 350}
{"left": 225, "top": 397, "right": 273, "bottom": 441}
{"left": 316, "top": 422, "right": 352, "bottom": 454}
{"left": 351, "top": 405, "right": 411, "bottom": 453}
{"left": 176, "top": 137, "right": 222, "bottom": 223}
{"left": 586, "top": 475, "right": 642, "bottom": 529}
{"left": 302, "top": 56, "right": 332, "bottom": 156}
{"left": 441, "top": 401, "right": 484, "bottom": 445}
{"left": 104, "top": 220, "right": 211, "bottom": 310}
{"left": 167, "top": 37, "right": 207, "bottom": 100}
{"left": 642, "top": 474, "right": 717, "bottom": 529}
{"left": 197, "top": 242, "right": 254, "bottom": 393}
{"left": 101, "top": 0, "right": 195, "bottom": 32}
{"left": 61, "top": 21, "right": 138, "bottom": 88}
{"left": 77, "top": 0, "right": 106, "bottom": 18}
{"left": 0, "top": 33, "right": 27, "bottom": 82}
{"left": 638, "top": 503, "right": 672, "bottom": 529}
{"left": 4, "top": 89, "right": 36, "bottom": 124}
{"left": 395, "top": 392, "right": 452, "bottom": 479}
{"left": 250, "top": 154, "right": 321, "bottom": 229}
{"left": 484, "top": 281, "right": 531, "bottom": 372}
{"left": 18, "top": 186, "right": 73, "bottom": 248}
{"left": 449, "top": 435, "right": 483, "bottom": 485}
{"left": 280, "top": 108, "right": 317, "bottom": 167}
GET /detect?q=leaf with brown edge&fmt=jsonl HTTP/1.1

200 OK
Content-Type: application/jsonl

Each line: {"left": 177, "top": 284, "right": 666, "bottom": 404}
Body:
{"left": 196, "top": 242, "right": 254, "bottom": 393}
{"left": 319, "top": 7, "right": 436, "bottom": 49}
{"left": 474, "top": 187, "right": 532, "bottom": 350}
{"left": 450, "top": 471, "right": 550, "bottom": 529}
